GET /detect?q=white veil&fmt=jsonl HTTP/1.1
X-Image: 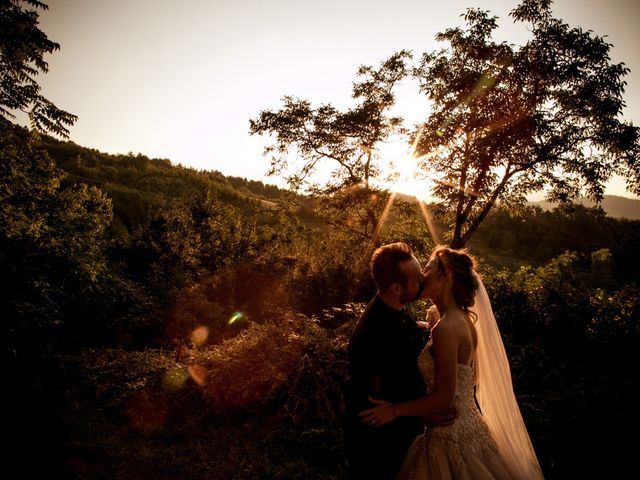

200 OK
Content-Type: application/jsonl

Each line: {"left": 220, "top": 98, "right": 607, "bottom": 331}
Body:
{"left": 470, "top": 272, "right": 544, "bottom": 479}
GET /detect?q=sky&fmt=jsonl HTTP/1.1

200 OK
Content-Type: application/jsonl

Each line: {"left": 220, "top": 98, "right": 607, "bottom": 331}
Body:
{"left": 19, "top": 0, "right": 640, "bottom": 199}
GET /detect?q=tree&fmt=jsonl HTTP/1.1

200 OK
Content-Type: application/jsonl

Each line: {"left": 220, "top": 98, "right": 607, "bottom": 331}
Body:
{"left": 250, "top": 50, "right": 410, "bottom": 193}
{"left": 250, "top": 1, "right": 638, "bottom": 248}
{"left": 250, "top": 51, "right": 411, "bottom": 238}
{"left": 413, "top": 0, "right": 639, "bottom": 247}
{"left": 1, "top": 119, "right": 112, "bottom": 350}
{"left": 0, "top": 0, "right": 76, "bottom": 137}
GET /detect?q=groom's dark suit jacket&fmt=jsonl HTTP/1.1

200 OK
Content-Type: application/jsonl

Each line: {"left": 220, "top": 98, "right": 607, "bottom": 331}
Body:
{"left": 345, "top": 295, "right": 428, "bottom": 480}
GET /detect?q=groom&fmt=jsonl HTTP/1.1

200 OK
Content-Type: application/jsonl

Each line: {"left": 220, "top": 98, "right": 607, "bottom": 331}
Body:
{"left": 344, "top": 242, "right": 456, "bottom": 479}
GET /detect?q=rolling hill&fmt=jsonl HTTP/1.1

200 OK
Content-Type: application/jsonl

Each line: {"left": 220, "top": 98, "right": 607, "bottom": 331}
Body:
{"left": 530, "top": 195, "right": 640, "bottom": 220}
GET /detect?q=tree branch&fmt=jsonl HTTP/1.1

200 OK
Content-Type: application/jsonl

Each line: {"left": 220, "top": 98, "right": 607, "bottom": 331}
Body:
{"left": 457, "top": 167, "right": 515, "bottom": 247}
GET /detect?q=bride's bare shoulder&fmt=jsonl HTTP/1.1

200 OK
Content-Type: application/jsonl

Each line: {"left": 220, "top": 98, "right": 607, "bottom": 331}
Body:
{"left": 430, "top": 317, "right": 457, "bottom": 342}
{"left": 432, "top": 313, "right": 469, "bottom": 342}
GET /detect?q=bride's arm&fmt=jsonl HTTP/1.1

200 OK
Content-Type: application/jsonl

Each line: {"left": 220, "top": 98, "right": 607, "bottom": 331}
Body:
{"left": 359, "top": 325, "right": 458, "bottom": 426}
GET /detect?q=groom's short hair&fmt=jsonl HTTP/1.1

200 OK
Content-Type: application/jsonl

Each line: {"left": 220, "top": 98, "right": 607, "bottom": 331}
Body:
{"left": 370, "top": 242, "right": 413, "bottom": 293}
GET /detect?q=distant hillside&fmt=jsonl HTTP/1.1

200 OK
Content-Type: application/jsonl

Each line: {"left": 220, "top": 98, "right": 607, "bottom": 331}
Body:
{"left": 20, "top": 130, "right": 296, "bottom": 237}
{"left": 530, "top": 195, "right": 640, "bottom": 220}
{"left": 26, "top": 126, "right": 640, "bottom": 227}
{"left": 39, "top": 134, "right": 286, "bottom": 203}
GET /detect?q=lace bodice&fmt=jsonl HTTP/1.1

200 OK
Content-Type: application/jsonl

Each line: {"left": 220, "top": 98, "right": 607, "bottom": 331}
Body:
{"left": 397, "top": 341, "right": 510, "bottom": 479}
{"left": 417, "top": 339, "right": 476, "bottom": 411}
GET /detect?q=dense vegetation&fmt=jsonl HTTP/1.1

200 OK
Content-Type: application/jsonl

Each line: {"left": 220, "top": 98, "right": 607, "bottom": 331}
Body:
{"left": 3, "top": 120, "right": 638, "bottom": 479}
{"left": 3, "top": 1, "right": 638, "bottom": 478}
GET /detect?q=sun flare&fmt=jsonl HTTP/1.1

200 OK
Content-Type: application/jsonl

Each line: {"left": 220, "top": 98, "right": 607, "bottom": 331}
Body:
{"left": 370, "top": 132, "right": 444, "bottom": 246}
{"left": 374, "top": 135, "right": 433, "bottom": 203}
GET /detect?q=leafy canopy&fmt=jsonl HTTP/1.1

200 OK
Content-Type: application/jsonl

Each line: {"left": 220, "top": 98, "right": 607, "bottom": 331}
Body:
{"left": 415, "top": 0, "right": 639, "bottom": 246}
{"left": 250, "top": 0, "right": 639, "bottom": 248}
{"left": 250, "top": 50, "right": 411, "bottom": 194}
{"left": 0, "top": 0, "right": 77, "bottom": 136}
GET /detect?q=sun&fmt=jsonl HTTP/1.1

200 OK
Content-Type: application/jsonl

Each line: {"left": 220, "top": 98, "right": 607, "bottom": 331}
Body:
{"left": 370, "top": 135, "right": 443, "bottom": 246}
{"left": 373, "top": 135, "right": 433, "bottom": 203}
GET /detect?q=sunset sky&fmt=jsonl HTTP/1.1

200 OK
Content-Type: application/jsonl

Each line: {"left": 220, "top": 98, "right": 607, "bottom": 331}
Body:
{"left": 20, "top": 0, "right": 640, "bottom": 198}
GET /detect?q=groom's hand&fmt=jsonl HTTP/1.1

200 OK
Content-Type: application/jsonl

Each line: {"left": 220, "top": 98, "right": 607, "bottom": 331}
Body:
{"left": 422, "top": 406, "right": 458, "bottom": 427}
{"left": 359, "top": 397, "right": 397, "bottom": 427}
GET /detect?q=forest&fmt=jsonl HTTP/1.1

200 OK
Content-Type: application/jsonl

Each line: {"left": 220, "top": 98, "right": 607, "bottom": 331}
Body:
{"left": 3, "top": 0, "right": 639, "bottom": 478}
{"left": 4, "top": 120, "right": 639, "bottom": 479}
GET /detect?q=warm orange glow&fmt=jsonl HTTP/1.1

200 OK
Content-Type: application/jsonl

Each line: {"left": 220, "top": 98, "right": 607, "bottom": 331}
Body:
{"left": 372, "top": 64, "right": 517, "bottom": 245}
{"left": 371, "top": 191, "right": 398, "bottom": 246}
{"left": 191, "top": 326, "right": 209, "bottom": 346}
{"left": 188, "top": 364, "right": 208, "bottom": 386}
{"left": 372, "top": 130, "right": 446, "bottom": 245}
{"left": 374, "top": 132, "right": 434, "bottom": 203}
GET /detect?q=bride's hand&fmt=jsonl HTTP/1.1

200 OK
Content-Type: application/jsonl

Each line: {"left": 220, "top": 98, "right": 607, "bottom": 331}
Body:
{"left": 425, "top": 305, "right": 440, "bottom": 329}
{"left": 358, "top": 397, "right": 397, "bottom": 427}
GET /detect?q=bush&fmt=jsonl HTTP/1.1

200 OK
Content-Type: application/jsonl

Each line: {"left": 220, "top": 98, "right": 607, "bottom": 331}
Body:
{"left": 481, "top": 255, "right": 639, "bottom": 478}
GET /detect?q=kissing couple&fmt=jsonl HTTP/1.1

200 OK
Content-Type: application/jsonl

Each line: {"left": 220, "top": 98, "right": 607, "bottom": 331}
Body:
{"left": 344, "top": 242, "right": 544, "bottom": 479}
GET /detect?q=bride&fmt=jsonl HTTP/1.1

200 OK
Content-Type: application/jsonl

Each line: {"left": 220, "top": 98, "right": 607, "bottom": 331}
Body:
{"left": 359, "top": 246, "right": 544, "bottom": 479}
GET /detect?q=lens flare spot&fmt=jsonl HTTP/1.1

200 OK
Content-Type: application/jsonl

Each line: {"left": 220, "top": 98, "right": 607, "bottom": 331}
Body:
{"left": 162, "top": 367, "right": 189, "bottom": 393}
{"left": 228, "top": 311, "right": 243, "bottom": 325}
{"left": 188, "top": 364, "right": 208, "bottom": 386}
{"left": 191, "top": 326, "right": 209, "bottom": 346}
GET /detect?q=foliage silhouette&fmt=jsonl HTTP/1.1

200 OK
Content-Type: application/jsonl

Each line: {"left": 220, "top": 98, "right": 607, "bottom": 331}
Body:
{"left": 251, "top": 0, "right": 639, "bottom": 248}
{"left": 0, "top": 1, "right": 77, "bottom": 136}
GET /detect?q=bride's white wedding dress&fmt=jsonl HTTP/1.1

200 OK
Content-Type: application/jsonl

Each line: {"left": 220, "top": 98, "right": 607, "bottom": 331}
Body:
{"left": 397, "top": 339, "right": 511, "bottom": 480}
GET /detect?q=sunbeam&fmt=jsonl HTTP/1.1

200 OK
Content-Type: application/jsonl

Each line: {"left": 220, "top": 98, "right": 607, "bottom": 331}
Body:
{"left": 371, "top": 62, "right": 514, "bottom": 246}
{"left": 436, "top": 54, "right": 514, "bottom": 137}
{"left": 372, "top": 128, "right": 443, "bottom": 245}
{"left": 371, "top": 191, "right": 398, "bottom": 246}
{"left": 374, "top": 129, "right": 434, "bottom": 203}
{"left": 417, "top": 199, "right": 442, "bottom": 245}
